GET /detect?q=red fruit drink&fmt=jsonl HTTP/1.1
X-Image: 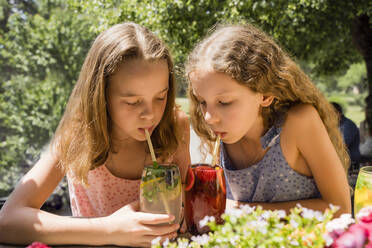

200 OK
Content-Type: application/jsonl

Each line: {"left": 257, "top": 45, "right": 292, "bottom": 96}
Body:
{"left": 185, "top": 164, "right": 226, "bottom": 235}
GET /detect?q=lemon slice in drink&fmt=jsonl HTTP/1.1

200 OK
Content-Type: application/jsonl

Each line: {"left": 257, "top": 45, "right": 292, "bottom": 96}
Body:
{"left": 140, "top": 177, "right": 163, "bottom": 188}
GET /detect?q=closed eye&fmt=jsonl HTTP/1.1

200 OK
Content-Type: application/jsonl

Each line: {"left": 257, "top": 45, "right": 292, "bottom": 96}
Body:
{"left": 219, "top": 101, "right": 232, "bottom": 106}
{"left": 126, "top": 100, "right": 141, "bottom": 106}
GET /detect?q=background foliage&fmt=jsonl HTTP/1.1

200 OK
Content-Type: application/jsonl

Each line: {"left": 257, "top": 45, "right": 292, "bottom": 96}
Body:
{"left": 0, "top": 0, "right": 370, "bottom": 194}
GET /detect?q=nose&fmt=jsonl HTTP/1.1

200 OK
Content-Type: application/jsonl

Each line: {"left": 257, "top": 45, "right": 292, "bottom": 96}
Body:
{"left": 140, "top": 103, "right": 155, "bottom": 121}
{"left": 204, "top": 108, "right": 219, "bottom": 125}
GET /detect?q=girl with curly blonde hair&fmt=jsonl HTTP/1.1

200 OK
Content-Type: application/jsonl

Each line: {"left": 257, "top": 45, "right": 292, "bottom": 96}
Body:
{"left": 186, "top": 23, "right": 350, "bottom": 216}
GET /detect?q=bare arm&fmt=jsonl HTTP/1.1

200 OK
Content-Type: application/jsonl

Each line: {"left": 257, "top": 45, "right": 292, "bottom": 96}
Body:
{"left": 292, "top": 105, "right": 351, "bottom": 216}
{"left": 0, "top": 148, "right": 178, "bottom": 247}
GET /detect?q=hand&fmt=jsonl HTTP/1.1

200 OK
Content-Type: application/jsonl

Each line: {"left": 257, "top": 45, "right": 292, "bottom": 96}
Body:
{"left": 176, "top": 216, "right": 187, "bottom": 234}
{"left": 102, "top": 201, "right": 179, "bottom": 247}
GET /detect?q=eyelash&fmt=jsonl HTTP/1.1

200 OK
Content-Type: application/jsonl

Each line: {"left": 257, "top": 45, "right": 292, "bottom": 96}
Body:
{"left": 126, "top": 96, "right": 166, "bottom": 106}
{"left": 198, "top": 100, "right": 231, "bottom": 106}
{"left": 219, "top": 101, "right": 232, "bottom": 106}
{"left": 126, "top": 101, "right": 140, "bottom": 106}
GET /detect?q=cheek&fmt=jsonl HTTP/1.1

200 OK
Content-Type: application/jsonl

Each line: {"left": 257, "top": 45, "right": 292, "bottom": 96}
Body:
{"left": 158, "top": 100, "right": 168, "bottom": 114}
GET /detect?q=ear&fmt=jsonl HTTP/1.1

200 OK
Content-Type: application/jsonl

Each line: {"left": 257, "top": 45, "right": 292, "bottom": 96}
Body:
{"left": 260, "top": 95, "right": 275, "bottom": 107}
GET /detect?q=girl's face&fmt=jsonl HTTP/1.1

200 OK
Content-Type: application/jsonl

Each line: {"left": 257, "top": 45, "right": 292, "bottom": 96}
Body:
{"left": 107, "top": 59, "right": 169, "bottom": 141}
{"left": 190, "top": 70, "right": 268, "bottom": 144}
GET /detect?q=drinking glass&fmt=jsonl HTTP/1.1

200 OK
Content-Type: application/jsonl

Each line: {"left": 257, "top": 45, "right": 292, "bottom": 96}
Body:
{"left": 354, "top": 166, "right": 372, "bottom": 217}
{"left": 140, "top": 164, "right": 182, "bottom": 224}
{"left": 185, "top": 163, "right": 226, "bottom": 235}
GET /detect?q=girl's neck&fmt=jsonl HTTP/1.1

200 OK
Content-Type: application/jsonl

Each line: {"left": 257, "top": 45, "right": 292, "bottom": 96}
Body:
{"left": 107, "top": 138, "right": 149, "bottom": 180}
{"left": 111, "top": 134, "right": 144, "bottom": 151}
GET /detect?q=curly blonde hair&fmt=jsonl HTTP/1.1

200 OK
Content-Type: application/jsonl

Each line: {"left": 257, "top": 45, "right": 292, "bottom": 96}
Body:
{"left": 52, "top": 22, "right": 179, "bottom": 185}
{"left": 186, "top": 23, "right": 349, "bottom": 172}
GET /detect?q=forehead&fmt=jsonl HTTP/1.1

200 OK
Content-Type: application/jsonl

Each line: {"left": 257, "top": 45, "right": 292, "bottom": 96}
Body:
{"left": 190, "top": 70, "right": 247, "bottom": 97}
{"left": 109, "top": 59, "right": 169, "bottom": 94}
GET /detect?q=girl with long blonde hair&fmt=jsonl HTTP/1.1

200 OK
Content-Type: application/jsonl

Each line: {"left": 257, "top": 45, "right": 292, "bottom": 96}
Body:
{"left": 0, "top": 22, "right": 190, "bottom": 247}
{"left": 187, "top": 23, "right": 350, "bottom": 216}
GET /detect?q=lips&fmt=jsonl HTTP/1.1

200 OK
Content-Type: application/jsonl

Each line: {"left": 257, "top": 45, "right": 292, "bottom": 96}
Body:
{"left": 139, "top": 125, "right": 154, "bottom": 134}
{"left": 214, "top": 131, "right": 227, "bottom": 139}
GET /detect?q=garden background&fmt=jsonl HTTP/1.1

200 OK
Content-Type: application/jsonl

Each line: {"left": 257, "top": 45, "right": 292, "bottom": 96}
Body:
{"left": 0, "top": 0, "right": 371, "bottom": 211}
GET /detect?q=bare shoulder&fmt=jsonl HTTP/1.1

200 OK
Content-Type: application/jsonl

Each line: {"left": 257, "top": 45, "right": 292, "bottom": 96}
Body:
{"left": 287, "top": 104, "right": 319, "bottom": 121}
{"left": 285, "top": 104, "right": 322, "bottom": 130}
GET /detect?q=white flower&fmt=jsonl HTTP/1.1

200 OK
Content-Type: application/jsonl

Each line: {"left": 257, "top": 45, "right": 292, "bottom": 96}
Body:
{"left": 329, "top": 204, "right": 340, "bottom": 212}
{"left": 314, "top": 211, "right": 325, "bottom": 222}
{"left": 248, "top": 220, "right": 268, "bottom": 234}
{"left": 276, "top": 210, "right": 286, "bottom": 219}
{"left": 230, "top": 235, "right": 239, "bottom": 245}
{"left": 225, "top": 208, "right": 244, "bottom": 218}
{"left": 301, "top": 208, "right": 314, "bottom": 219}
{"left": 326, "top": 214, "right": 354, "bottom": 232}
{"left": 177, "top": 240, "right": 189, "bottom": 248}
{"left": 240, "top": 204, "right": 255, "bottom": 214}
{"left": 301, "top": 207, "right": 323, "bottom": 220}
{"left": 209, "top": 216, "right": 215, "bottom": 223}
{"left": 323, "top": 234, "right": 334, "bottom": 246}
{"left": 356, "top": 206, "right": 372, "bottom": 220}
{"left": 191, "top": 234, "right": 210, "bottom": 245}
{"left": 199, "top": 216, "right": 215, "bottom": 228}
{"left": 162, "top": 238, "right": 170, "bottom": 247}
{"left": 151, "top": 236, "right": 161, "bottom": 246}
{"left": 289, "top": 239, "right": 299, "bottom": 246}
{"left": 290, "top": 219, "right": 299, "bottom": 228}
{"left": 261, "top": 211, "right": 271, "bottom": 219}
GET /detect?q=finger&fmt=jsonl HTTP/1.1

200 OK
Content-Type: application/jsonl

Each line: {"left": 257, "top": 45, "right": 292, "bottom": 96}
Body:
{"left": 138, "top": 212, "right": 175, "bottom": 225}
{"left": 179, "top": 221, "right": 187, "bottom": 233}
{"left": 142, "top": 223, "right": 179, "bottom": 236}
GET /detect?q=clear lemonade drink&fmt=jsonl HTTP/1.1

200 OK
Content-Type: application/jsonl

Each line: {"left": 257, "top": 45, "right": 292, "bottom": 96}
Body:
{"left": 140, "top": 164, "right": 182, "bottom": 224}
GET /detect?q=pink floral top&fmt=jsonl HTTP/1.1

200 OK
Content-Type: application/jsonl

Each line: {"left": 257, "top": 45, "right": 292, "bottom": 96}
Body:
{"left": 67, "top": 164, "right": 140, "bottom": 217}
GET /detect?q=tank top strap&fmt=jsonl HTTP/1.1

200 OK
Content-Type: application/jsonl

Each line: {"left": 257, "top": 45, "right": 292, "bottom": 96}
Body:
{"left": 261, "top": 118, "right": 285, "bottom": 149}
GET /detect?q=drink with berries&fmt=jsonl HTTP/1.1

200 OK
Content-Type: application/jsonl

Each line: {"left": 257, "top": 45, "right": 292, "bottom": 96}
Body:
{"left": 140, "top": 164, "right": 182, "bottom": 224}
{"left": 185, "top": 164, "right": 226, "bottom": 234}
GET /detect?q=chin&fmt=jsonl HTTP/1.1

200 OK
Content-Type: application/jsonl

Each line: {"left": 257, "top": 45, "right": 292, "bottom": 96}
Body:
{"left": 136, "top": 135, "right": 147, "bottom": 142}
{"left": 223, "top": 135, "right": 242, "bottom": 144}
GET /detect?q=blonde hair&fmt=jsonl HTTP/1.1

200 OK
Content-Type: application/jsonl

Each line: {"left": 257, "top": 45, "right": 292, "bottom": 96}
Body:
{"left": 186, "top": 23, "right": 350, "bottom": 171}
{"left": 52, "top": 22, "right": 179, "bottom": 185}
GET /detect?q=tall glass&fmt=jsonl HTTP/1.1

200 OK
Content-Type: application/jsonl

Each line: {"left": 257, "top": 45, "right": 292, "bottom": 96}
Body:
{"left": 354, "top": 166, "right": 372, "bottom": 217}
{"left": 140, "top": 164, "right": 182, "bottom": 224}
{"left": 185, "top": 164, "right": 226, "bottom": 235}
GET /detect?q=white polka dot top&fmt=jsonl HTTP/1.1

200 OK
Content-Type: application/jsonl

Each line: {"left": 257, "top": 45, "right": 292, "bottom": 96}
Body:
{"left": 220, "top": 122, "right": 321, "bottom": 203}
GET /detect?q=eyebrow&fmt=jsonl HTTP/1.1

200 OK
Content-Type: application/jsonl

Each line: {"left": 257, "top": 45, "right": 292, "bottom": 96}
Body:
{"left": 119, "top": 87, "right": 169, "bottom": 97}
{"left": 215, "top": 90, "right": 236, "bottom": 96}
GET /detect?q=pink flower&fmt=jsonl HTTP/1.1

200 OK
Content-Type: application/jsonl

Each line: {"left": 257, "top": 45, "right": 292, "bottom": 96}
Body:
{"left": 357, "top": 207, "right": 372, "bottom": 224}
{"left": 26, "top": 242, "right": 51, "bottom": 248}
{"left": 331, "top": 224, "right": 367, "bottom": 248}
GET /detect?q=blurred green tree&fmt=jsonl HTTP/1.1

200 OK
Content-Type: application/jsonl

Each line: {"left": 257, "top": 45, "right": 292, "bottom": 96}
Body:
{"left": 71, "top": 0, "right": 371, "bottom": 123}
{"left": 0, "top": 0, "right": 97, "bottom": 191}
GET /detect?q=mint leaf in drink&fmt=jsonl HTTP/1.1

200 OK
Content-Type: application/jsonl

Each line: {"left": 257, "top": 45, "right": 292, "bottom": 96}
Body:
{"left": 153, "top": 161, "right": 159, "bottom": 169}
